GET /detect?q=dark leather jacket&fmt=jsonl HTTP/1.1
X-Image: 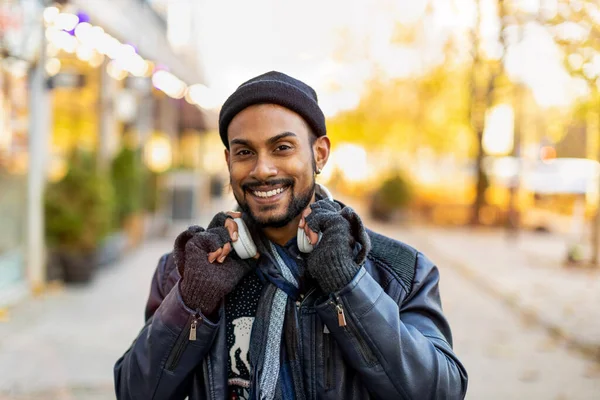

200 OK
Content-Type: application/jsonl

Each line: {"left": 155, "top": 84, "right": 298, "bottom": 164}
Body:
{"left": 114, "top": 229, "right": 468, "bottom": 399}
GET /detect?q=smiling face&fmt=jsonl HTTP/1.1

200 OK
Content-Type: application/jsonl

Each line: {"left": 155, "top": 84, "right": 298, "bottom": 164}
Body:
{"left": 225, "top": 104, "right": 329, "bottom": 229}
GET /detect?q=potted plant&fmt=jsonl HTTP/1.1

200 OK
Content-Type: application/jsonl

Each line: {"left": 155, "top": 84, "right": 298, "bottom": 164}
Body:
{"left": 141, "top": 168, "right": 168, "bottom": 238}
{"left": 45, "top": 151, "right": 114, "bottom": 283}
{"left": 111, "top": 146, "right": 144, "bottom": 248}
{"left": 369, "top": 171, "right": 413, "bottom": 223}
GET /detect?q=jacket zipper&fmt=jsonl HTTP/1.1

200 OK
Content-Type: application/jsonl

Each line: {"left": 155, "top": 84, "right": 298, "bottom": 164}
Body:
{"left": 329, "top": 295, "right": 377, "bottom": 366}
{"left": 300, "top": 287, "right": 317, "bottom": 309}
{"left": 297, "top": 287, "right": 316, "bottom": 369}
{"left": 165, "top": 312, "right": 201, "bottom": 371}
{"left": 323, "top": 328, "right": 334, "bottom": 390}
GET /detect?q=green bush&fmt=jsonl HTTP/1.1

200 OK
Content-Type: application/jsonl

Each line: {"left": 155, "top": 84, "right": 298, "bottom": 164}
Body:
{"left": 143, "top": 169, "right": 160, "bottom": 213}
{"left": 111, "top": 147, "right": 144, "bottom": 224}
{"left": 370, "top": 172, "right": 413, "bottom": 221}
{"left": 45, "top": 152, "right": 115, "bottom": 251}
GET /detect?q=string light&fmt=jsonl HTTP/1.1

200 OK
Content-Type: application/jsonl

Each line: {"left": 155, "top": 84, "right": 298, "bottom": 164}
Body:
{"left": 53, "top": 12, "right": 79, "bottom": 31}
{"left": 152, "top": 70, "right": 187, "bottom": 99}
{"left": 43, "top": 7, "right": 60, "bottom": 25}
{"left": 45, "top": 58, "right": 61, "bottom": 76}
{"left": 43, "top": 9, "right": 212, "bottom": 105}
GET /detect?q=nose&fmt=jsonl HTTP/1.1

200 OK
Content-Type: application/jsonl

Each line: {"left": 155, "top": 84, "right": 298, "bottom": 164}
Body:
{"left": 249, "top": 153, "right": 277, "bottom": 182}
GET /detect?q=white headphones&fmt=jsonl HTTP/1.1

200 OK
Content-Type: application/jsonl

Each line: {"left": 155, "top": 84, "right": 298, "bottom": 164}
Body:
{"left": 231, "top": 184, "right": 332, "bottom": 258}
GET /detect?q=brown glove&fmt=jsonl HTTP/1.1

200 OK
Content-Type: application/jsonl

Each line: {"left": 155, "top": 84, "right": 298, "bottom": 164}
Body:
{"left": 173, "top": 213, "right": 256, "bottom": 315}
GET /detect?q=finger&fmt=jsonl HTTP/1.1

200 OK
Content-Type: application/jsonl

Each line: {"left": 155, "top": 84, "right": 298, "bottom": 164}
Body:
{"left": 218, "top": 242, "right": 232, "bottom": 263}
{"left": 226, "top": 211, "right": 242, "bottom": 218}
{"left": 299, "top": 207, "right": 311, "bottom": 229}
{"left": 302, "top": 207, "right": 312, "bottom": 218}
{"left": 304, "top": 225, "right": 319, "bottom": 246}
{"left": 208, "top": 248, "right": 223, "bottom": 263}
{"left": 224, "top": 218, "right": 239, "bottom": 242}
{"left": 252, "top": 252, "right": 261, "bottom": 260}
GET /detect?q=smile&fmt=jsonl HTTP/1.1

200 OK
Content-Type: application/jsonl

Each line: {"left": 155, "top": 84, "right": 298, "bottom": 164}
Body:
{"left": 248, "top": 185, "right": 290, "bottom": 200}
{"left": 253, "top": 187, "right": 286, "bottom": 198}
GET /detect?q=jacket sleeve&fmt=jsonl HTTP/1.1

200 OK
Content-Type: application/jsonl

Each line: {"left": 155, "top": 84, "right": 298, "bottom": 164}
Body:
{"left": 315, "top": 252, "right": 468, "bottom": 400}
{"left": 114, "top": 254, "right": 221, "bottom": 400}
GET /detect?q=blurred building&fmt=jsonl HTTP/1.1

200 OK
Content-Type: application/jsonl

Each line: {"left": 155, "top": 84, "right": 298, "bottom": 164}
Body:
{"left": 0, "top": 0, "right": 45, "bottom": 307}
{"left": 0, "top": 0, "right": 211, "bottom": 307}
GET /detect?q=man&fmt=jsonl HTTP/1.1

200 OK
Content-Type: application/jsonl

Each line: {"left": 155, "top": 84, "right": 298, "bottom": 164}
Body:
{"left": 114, "top": 71, "right": 468, "bottom": 400}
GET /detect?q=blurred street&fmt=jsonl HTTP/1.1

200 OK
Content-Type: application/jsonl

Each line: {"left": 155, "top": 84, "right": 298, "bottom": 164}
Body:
{"left": 3, "top": 1, "right": 600, "bottom": 399}
{"left": 0, "top": 199, "right": 599, "bottom": 400}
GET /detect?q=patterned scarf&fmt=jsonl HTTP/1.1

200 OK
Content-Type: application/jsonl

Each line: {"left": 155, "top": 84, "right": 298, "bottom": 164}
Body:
{"left": 248, "top": 237, "right": 306, "bottom": 400}
{"left": 244, "top": 184, "right": 334, "bottom": 400}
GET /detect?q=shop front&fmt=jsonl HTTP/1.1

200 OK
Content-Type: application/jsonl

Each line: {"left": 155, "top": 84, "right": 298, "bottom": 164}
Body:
{"left": 0, "top": 62, "right": 30, "bottom": 306}
{"left": 0, "top": 0, "right": 43, "bottom": 306}
{"left": 0, "top": 0, "right": 207, "bottom": 296}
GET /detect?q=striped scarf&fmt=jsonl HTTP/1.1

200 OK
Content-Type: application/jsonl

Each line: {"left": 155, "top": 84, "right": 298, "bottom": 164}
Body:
{"left": 245, "top": 184, "right": 334, "bottom": 399}
{"left": 248, "top": 239, "right": 306, "bottom": 400}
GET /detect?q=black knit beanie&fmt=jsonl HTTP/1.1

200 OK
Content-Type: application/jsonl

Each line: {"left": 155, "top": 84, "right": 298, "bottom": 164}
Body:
{"left": 218, "top": 71, "right": 327, "bottom": 148}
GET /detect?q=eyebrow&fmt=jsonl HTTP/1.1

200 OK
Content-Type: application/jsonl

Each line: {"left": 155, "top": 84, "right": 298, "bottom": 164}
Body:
{"left": 230, "top": 132, "right": 298, "bottom": 147}
{"left": 267, "top": 132, "right": 297, "bottom": 145}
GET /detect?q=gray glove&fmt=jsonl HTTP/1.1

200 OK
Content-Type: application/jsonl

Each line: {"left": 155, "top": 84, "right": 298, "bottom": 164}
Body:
{"left": 173, "top": 212, "right": 255, "bottom": 315}
{"left": 304, "top": 200, "right": 371, "bottom": 293}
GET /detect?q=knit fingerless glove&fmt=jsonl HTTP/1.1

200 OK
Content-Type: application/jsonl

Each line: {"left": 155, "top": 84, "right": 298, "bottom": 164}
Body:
{"left": 305, "top": 201, "right": 371, "bottom": 294}
{"left": 173, "top": 213, "right": 255, "bottom": 315}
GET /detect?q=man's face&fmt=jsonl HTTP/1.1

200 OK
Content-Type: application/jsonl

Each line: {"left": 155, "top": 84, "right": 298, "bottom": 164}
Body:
{"left": 225, "top": 104, "right": 327, "bottom": 228}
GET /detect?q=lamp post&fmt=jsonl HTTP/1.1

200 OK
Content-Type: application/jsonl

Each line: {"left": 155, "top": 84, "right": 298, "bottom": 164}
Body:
{"left": 28, "top": 2, "right": 52, "bottom": 291}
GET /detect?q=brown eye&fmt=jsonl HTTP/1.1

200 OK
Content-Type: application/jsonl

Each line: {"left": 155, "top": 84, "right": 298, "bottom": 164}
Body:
{"left": 236, "top": 149, "right": 253, "bottom": 156}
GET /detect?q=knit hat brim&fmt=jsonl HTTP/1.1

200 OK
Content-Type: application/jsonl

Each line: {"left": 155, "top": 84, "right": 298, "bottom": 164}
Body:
{"left": 218, "top": 76, "right": 326, "bottom": 148}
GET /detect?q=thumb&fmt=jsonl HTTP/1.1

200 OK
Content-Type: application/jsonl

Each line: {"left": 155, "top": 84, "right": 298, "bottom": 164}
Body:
{"left": 174, "top": 226, "right": 204, "bottom": 275}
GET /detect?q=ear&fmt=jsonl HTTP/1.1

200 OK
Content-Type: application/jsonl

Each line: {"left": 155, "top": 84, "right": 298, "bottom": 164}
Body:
{"left": 224, "top": 148, "right": 231, "bottom": 171}
{"left": 313, "top": 136, "right": 330, "bottom": 171}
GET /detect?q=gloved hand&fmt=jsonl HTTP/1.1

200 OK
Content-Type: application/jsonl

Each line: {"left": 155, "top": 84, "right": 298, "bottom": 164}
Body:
{"left": 173, "top": 212, "right": 256, "bottom": 316}
{"left": 302, "top": 200, "right": 371, "bottom": 294}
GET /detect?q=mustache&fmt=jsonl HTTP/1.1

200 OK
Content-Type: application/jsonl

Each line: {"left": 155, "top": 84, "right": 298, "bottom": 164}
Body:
{"left": 241, "top": 178, "right": 294, "bottom": 192}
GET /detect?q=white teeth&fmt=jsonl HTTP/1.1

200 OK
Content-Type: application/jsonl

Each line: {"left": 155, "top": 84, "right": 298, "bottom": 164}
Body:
{"left": 253, "top": 187, "right": 285, "bottom": 198}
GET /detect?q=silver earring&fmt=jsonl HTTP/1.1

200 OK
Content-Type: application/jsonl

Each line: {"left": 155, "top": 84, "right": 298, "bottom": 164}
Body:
{"left": 316, "top": 167, "right": 321, "bottom": 175}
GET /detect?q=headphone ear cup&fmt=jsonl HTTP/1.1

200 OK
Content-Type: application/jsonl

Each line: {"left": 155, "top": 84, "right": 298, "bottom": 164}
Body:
{"left": 231, "top": 217, "right": 257, "bottom": 259}
{"left": 297, "top": 228, "right": 322, "bottom": 253}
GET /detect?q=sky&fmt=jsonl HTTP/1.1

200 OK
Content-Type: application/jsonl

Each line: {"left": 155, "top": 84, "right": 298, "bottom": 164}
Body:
{"left": 190, "top": 0, "right": 585, "bottom": 116}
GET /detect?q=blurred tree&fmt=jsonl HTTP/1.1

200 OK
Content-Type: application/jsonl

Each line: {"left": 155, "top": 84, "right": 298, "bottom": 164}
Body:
{"left": 469, "top": 0, "right": 546, "bottom": 228}
{"left": 326, "top": 0, "right": 475, "bottom": 157}
{"left": 468, "top": 0, "right": 517, "bottom": 226}
{"left": 543, "top": 0, "right": 600, "bottom": 264}
{"left": 327, "top": 0, "right": 528, "bottom": 225}
{"left": 328, "top": 0, "right": 549, "bottom": 227}
{"left": 327, "top": 65, "right": 472, "bottom": 156}
{"left": 468, "top": 0, "right": 489, "bottom": 226}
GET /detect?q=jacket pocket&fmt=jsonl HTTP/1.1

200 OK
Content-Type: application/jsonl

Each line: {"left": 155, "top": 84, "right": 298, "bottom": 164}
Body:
{"left": 329, "top": 295, "right": 378, "bottom": 367}
{"left": 165, "top": 313, "right": 201, "bottom": 372}
{"left": 320, "top": 324, "right": 373, "bottom": 400}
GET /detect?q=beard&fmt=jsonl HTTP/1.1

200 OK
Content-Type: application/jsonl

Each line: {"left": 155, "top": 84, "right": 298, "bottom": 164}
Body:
{"left": 233, "top": 177, "right": 316, "bottom": 229}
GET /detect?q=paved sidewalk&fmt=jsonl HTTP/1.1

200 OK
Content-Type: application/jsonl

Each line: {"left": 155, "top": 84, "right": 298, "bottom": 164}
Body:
{"left": 1, "top": 194, "right": 598, "bottom": 399}
{"left": 317, "top": 192, "right": 600, "bottom": 361}
{"left": 372, "top": 223, "right": 600, "bottom": 362}
{"left": 0, "top": 198, "right": 234, "bottom": 399}
{"left": 435, "top": 253, "right": 600, "bottom": 399}
{"left": 0, "top": 237, "right": 172, "bottom": 399}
